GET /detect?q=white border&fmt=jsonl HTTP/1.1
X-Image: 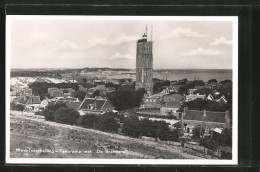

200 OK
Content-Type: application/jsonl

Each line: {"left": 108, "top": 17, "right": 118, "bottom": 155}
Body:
{"left": 6, "top": 15, "right": 238, "bottom": 165}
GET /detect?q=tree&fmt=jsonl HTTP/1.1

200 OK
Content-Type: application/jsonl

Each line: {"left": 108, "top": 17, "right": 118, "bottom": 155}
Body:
{"left": 77, "top": 114, "right": 99, "bottom": 129}
{"left": 122, "top": 116, "right": 143, "bottom": 138}
{"left": 178, "top": 80, "right": 205, "bottom": 95}
{"left": 54, "top": 107, "right": 80, "bottom": 125}
{"left": 96, "top": 115, "right": 120, "bottom": 133}
{"left": 208, "top": 79, "right": 218, "bottom": 84}
{"left": 213, "top": 128, "right": 232, "bottom": 147}
{"left": 92, "top": 89, "right": 101, "bottom": 97}
{"left": 105, "top": 82, "right": 121, "bottom": 90}
{"left": 72, "top": 91, "right": 87, "bottom": 101}
{"left": 173, "top": 121, "right": 182, "bottom": 129}
{"left": 192, "top": 126, "right": 201, "bottom": 140}
{"left": 43, "top": 103, "right": 67, "bottom": 121}
{"left": 118, "top": 85, "right": 135, "bottom": 92}
{"left": 219, "top": 79, "right": 232, "bottom": 85}
{"left": 107, "top": 88, "right": 145, "bottom": 111}
{"left": 153, "top": 80, "right": 170, "bottom": 94}
{"left": 158, "top": 124, "right": 179, "bottom": 142}
{"left": 10, "top": 102, "right": 25, "bottom": 111}
{"left": 182, "top": 99, "right": 230, "bottom": 112}
{"left": 200, "top": 137, "right": 219, "bottom": 151}
{"left": 194, "top": 88, "right": 212, "bottom": 96}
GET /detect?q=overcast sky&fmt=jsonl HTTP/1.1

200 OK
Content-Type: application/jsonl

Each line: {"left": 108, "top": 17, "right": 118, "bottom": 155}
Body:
{"left": 8, "top": 16, "right": 236, "bottom": 69}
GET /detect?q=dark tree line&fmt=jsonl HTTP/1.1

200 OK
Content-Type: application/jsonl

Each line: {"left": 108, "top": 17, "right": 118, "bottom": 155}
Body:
{"left": 153, "top": 79, "right": 170, "bottom": 94}
{"left": 107, "top": 88, "right": 145, "bottom": 111}
{"left": 178, "top": 80, "right": 205, "bottom": 95}
{"left": 77, "top": 113, "right": 120, "bottom": 133}
{"left": 182, "top": 99, "right": 231, "bottom": 112}
{"left": 71, "top": 91, "right": 87, "bottom": 101}
{"left": 122, "top": 116, "right": 183, "bottom": 141}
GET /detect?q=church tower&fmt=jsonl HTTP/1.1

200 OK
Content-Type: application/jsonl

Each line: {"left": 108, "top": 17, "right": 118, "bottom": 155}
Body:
{"left": 135, "top": 27, "right": 153, "bottom": 94}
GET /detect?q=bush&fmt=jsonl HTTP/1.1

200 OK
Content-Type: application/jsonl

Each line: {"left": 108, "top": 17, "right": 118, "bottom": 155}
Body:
{"left": 77, "top": 114, "right": 99, "bottom": 129}
{"left": 77, "top": 113, "right": 120, "bottom": 133}
{"left": 192, "top": 126, "right": 202, "bottom": 140}
{"left": 107, "top": 88, "right": 145, "bottom": 111}
{"left": 96, "top": 115, "right": 120, "bottom": 133}
{"left": 122, "top": 115, "right": 181, "bottom": 141}
{"left": 43, "top": 103, "right": 67, "bottom": 121}
{"left": 182, "top": 99, "right": 230, "bottom": 112}
{"left": 72, "top": 91, "right": 87, "bottom": 101}
{"left": 122, "top": 116, "right": 143, "bottom": 138}
{"left": 158, "top": 125, "right": 179, "bottom": 142}
{"left": 200, "top": 137, "right": 219, "bottom": 151}
{"left": 10, "top": 103, "right": 25, "bottom": 111}
{"left": 54, "top": 107, "right": 80, "bottom": 125}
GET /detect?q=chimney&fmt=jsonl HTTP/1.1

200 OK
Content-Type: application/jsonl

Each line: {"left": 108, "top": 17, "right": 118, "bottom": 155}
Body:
{"left": 183, "top": 107, "right": 188, "bottom": 116}
{"left": 225, "top": 110, "right": 230, "bottom": 129}
{"left": 203, "top": 109, "right": 206, "bottom": 117}
{"left": 94, "top": 97, "right": 97, "bottom": 110}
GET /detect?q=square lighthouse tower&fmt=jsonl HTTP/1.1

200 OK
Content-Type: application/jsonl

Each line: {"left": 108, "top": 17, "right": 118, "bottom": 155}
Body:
{"left": 135, "top": 28, "right": 153, "bottom": 94}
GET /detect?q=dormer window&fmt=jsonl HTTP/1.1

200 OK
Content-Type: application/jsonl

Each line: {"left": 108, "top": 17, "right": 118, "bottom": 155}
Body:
{"left": 88, "top": 104, "right": 94, "bottom": 110}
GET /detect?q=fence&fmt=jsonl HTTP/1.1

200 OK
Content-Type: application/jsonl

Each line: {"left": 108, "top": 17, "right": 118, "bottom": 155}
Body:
{"left": 183, "top": 143, "right": 205, "bottom": 153}
{"left": 139, "top": 137, "right": 223, "bottom": 158}
{"left": 205, "top": 148, "right": 221, "bottom": 157}
{"left": 158, "top": 140, "right": 181, "bottom": 146}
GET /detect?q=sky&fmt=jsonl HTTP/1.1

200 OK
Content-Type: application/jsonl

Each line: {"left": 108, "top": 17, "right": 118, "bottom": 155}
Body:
{"left": 8, "top": 16, "right": 237, "bottom": 69}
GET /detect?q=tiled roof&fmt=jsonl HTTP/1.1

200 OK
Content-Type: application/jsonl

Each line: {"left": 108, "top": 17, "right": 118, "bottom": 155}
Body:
{"left": 78, "top": 98, "right": 106, "bottom": 110}
{"left": 165, "top": 101, "right": 181, "bottom": 108}
{"left": 147, "top": 93, "right": 167, "bottom": 99}
{"left": 24, "top": 88, "right": 32, "bottom": 94}
{"left": 55, "top": 100, "right": 70, "bottom": 105}
{"left": 27, "top": 96, "right": 41, "bottom": 104}
{"left": 65, "top": 101, "right": 81, "bottom": 110}
{"left": 52, "top": 90, "right": 63, "bottom": 96}
{"left": 48, "top": 101, "right": 56, "bottom": 106}
{"left": 58, "top": 97, "right": 78, "bottom": 102}
{"left": 96, "top": 85, "right": 106, "bottom": 90}
{"left": 186, "top": 94, "right": 206, "bottom": 99}
{"left": 18, "top": 96, "right": 40, "bottom": 104}
{"left": 18, "top": 96, "right": 30, "bottom": 104}
{"left": 183, "top": 110, "right": 226, "bottom": 123}
{"left": 164, "top": 94, "right": 183, "bottom": 101}
{"left": 87, "top": 88, "right": 96, "bottom": 94}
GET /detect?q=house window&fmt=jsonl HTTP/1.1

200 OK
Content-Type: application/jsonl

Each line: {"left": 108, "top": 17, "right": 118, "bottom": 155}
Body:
{"left": 88, "top": 104, "right": 94, "bottom": 110}
{"left": 153, "top": 99, "right": 156, "bottom": 102}
{"left": 205, "top": 126, "right": 210, "bottom": 133}
{"left": 150, "top": 99, "right": 152, "bottom": 102}
{"left": 146, "top": 99, "right": 148, "bottom": 102}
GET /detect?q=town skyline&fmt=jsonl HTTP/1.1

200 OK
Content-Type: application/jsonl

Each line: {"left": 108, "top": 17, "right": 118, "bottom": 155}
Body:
{"left": 8, "top": 16, "right": 235, "bottom": 70}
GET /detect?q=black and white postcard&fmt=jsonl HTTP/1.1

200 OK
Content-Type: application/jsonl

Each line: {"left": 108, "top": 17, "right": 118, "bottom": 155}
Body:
{"left": 6, "top": 16, "right": 238, "bottom": 164}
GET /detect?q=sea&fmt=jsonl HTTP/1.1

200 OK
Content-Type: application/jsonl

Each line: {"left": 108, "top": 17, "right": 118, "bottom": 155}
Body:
{"left": 153, "top": 69, "right": 232, "bottom": 82}
{"left": 127, "top": 69, "right": 232, "bottom": 82}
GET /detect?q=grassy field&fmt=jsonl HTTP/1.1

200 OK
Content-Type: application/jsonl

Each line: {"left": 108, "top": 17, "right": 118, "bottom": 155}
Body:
{"left": 10, "top": 114, "right": 202, "bottom": 159}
